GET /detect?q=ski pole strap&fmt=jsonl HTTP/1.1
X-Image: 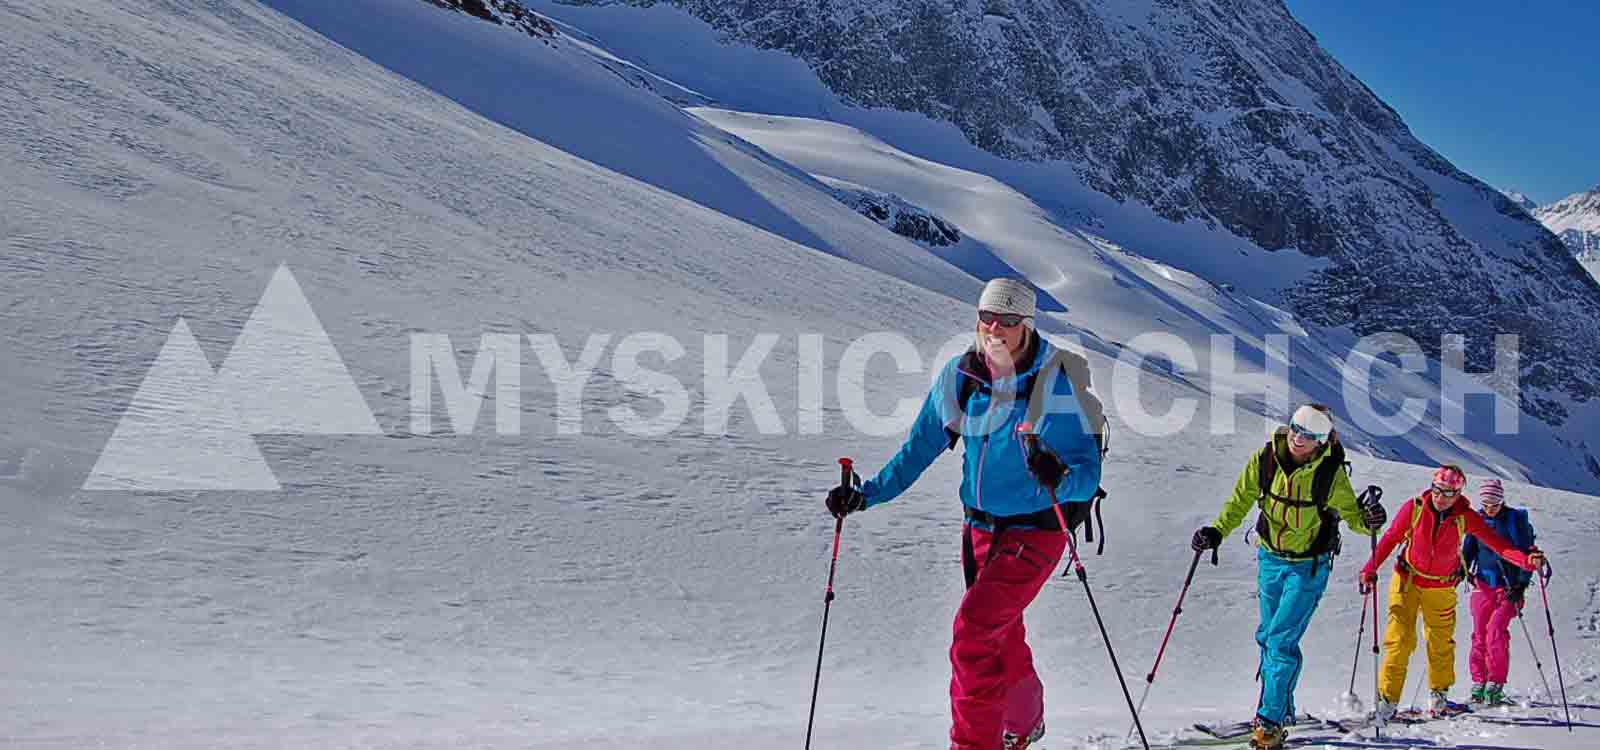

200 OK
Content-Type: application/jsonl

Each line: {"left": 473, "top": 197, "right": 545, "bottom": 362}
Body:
{"left": 1091, "top": 487, "right": 1107, "bottom": 555}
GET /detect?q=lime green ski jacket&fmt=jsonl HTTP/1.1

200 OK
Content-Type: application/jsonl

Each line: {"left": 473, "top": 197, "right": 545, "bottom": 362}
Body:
{"left": 1212, "top": 429, "right": 1372, "bottom": 557}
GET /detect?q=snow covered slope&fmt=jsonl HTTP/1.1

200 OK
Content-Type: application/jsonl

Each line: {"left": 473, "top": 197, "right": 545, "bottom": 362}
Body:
{"left": 1, "top": 1, "right": 1598, "bottom": 749}
{"left": 526, "top": 0, "right": 1600, "bottom": 492}
{"left": 260, "top": 0, "right": 985, "bottom": 308}
{"left": 688, "top": 107, "right": 1600, "bottom": 496}
{"left": 537, "top": 0, "right": 1600, "bottom": 427}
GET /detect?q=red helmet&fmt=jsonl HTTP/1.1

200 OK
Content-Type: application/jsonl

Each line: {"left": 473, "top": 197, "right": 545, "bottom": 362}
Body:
{"left": 1431, "top": 465, "right": 1466, "bottom": 493}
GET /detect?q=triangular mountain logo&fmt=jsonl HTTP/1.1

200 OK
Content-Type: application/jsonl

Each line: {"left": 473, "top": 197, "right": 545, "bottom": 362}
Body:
{"left": 84, "top": 319, "right": 280, "bottom": 490}
{"left": 216, "top": 264, "right": 380, "bottom": 435}
{"left": 85, "top": 265, "right": 378, "bottom": 491}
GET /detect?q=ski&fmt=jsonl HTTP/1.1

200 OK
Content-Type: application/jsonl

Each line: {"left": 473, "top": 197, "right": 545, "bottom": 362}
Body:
{"left": 1321, "top": 703, "right": 1472, "bottom": 734}
{"left": 1162, "top": 733, "right": 1431, "bottom": 749}
{"left": 1193, "top": 713, "right": 1321, "bottom": 740}
{"left": 1528, "top": 699, "right": 1600, "bottom": 711}
{"left": 1469, "top": 715, "right": 1600, "bottom": 729}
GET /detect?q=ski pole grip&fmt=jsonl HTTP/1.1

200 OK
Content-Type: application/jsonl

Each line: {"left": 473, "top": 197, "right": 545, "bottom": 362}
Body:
{"left": 838, "top": 457, "right": 854, "bottom": 488}
{"left": 1210, "top": 546, "right": 1219, "bottom": 566}
{"left": 1017, "top": 422, "right": 1040, "bottom": 460}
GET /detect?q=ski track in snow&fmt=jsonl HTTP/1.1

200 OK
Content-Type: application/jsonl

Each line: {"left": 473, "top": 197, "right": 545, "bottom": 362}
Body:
{"left": 0, "top": 1, "right": 1596, "bottom": 748}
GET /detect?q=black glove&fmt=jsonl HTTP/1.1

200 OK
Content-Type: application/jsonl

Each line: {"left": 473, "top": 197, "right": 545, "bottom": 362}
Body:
{"left": 1026, "top": 449, "right": 1067, "bottom": 490}
{"left": 1508, "top": 584, "right": 1526, "bottom": 607}
{"left": 1361, "top": 500, "right": 1387, "bottom": 531}
{"left": 825, "top": 482, "right": 865, "bottom": 518}
{"left": 1191, "top": 526, "right": 1222, "bottom": 551}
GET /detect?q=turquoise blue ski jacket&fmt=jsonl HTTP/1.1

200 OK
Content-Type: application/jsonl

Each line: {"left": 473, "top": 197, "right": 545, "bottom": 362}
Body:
{"left": 860, "top": 336, "right": 1103, "bottom": 519}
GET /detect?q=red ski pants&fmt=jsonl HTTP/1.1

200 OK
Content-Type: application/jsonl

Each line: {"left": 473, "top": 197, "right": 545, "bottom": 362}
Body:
{"left": 949, "top": 525, "right": 1066, "bottom": 750}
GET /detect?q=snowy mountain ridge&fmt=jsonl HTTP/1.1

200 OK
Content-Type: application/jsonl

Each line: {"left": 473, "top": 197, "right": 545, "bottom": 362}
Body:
{"left": 1535, "top": 185, "right": 1600, "bottom": 259}
{"left": 546, "top": 0, "right": 1600, "bottom": 425}
{"left": 1499, "top": 188, "right": 1539, "bottom": 215}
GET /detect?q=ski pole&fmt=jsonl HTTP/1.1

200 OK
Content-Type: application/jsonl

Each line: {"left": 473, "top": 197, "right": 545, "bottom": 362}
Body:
{"left": 1516, "top": 608, "right": 1556, "bottom": 706}
{"left": 1019, "top": 425, "right": 1149, "bottom": 750}
{"left": 1345, "top": 584, "right": 1369, "bottom": 696}
{"left": 1370, "top": 525, "right": 1383, "bottom": 739}
{"left": 1535, "top": 559, "right": 1572, "bottom": 731}
{"left": 1359, "top": 485, "right": 1384, "bottom": 740}
{"left": 804, "top": 458, "right": 853, "bottom": 750}
{"left": 1127, "top": 546, "right": 1214, "bottom": 741}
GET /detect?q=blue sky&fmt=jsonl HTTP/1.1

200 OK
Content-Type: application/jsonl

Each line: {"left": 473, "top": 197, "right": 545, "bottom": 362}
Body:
{"left": 1283, "top": 0, "right": 1597, "bottom": 205}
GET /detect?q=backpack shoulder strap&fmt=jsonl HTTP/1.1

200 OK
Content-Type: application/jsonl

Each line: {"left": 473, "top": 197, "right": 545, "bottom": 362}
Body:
{"left": 1400, "top": 497, "right": 1469, "bottom": 583}
{"left": 1309, "top": 433, "right": 1346, "bottom": 506}
{"left": 1047, "top": 349, "right": 1107, "bottom": 455}
{"left": 1257, "top": 440, "right": 1277, "bottom": 505}
{"left": 946, "top": 350, "right": 986, "bottom": 450}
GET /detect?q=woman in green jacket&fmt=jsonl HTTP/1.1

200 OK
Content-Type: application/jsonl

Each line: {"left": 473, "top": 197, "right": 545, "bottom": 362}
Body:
{"left": 1191, "top": 404, "right": 1386, "bottom": 749}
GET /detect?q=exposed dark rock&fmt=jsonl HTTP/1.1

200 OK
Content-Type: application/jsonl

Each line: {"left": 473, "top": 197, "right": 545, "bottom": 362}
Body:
{"left": 832, "top": 187, "right": 963, "bottom": 246}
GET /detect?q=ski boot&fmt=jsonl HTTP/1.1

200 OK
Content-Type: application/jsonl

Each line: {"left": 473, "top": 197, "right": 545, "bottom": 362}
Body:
{"left": 1427, "top": 689, "right": 1464, "bottom": 717}
{"left": 1002, "top": 719, "right": 1045, "bottom": 750}
{"left": 1484, "top": 682, "right": 1506, "bottom": 706}
{"left": 1469, "top": 683, "right": 1486, "bottom": 704}
{"left": 1248, "top": 717, "right": 1285, "bottom": 750}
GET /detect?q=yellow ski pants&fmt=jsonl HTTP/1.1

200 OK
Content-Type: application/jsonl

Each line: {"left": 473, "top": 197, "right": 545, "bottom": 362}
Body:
{"left": 1378, "top": 571, "right": 1459, "bottom": 703}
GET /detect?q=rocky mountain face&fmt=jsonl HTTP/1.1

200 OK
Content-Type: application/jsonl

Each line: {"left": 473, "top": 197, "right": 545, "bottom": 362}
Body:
{"left": 548, "top": 0, "right": 1600, "bottom": 423}
{"left": 1535, "top": 186, "right": 1600, "bottom": 259}
{"left": 425, "top": 0, "right": 556, "bottom": 39}
{"left": 829, "top": 186, "right": 963, "bottom": 246}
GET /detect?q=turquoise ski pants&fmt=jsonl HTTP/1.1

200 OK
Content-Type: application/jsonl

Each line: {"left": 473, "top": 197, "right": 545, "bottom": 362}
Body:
{"left": 1255, "top": 550, "right": 1331, "bottom": 726}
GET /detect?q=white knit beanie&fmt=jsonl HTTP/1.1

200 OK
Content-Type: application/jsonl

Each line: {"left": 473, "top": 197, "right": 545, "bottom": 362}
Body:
{"left": 1290, "top": 404, "right": 1333, "bottom": 438}
{"left": 977, "top": 278, "right": 1036, "bottom": 329}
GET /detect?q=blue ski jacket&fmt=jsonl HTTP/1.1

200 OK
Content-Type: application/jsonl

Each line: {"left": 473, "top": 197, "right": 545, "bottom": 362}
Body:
{"left": 860, "top": 336, "right": 1103, "bottom": 521}
{"left": 1463, "top": 506, "right": 1536, "bottom": 589}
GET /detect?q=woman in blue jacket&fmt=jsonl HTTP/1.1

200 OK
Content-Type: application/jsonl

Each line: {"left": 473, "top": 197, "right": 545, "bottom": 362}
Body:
{"left": 1461, "top": 478, "right": 1538, "bottom": 705}
{"left": 826, "top": 278, "right": 1104, "bottom": 750}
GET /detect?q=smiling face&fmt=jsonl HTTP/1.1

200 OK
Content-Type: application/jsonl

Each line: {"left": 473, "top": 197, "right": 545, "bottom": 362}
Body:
{"left": 1286, "top": 428, "right": 1322, "bottom": 462}
{"left": 976, "top": 312, "right": 1029, "bottom": 371}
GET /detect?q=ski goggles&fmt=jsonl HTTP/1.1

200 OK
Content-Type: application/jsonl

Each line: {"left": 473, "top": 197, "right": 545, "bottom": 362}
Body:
{"left": 1287, "top": 422, "right": 1328, "bottom": 443}
{"left": 1431, "top": 484, "right": 1462, "bottom": 498}
{"left": 978, "top": 310, "right": 1028, "bottom": 328}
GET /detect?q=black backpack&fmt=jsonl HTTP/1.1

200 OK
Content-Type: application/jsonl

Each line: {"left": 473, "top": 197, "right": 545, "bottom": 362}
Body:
{"left": 948, "top": 343, "right": 1111, "bottom": 552}
{"left": 1252, "top": 430, "right": 1348, "bottom": 574}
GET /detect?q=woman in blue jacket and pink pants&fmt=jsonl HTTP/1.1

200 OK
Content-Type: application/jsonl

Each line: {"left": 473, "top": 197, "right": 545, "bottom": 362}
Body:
{"left": 825, "top": 279, "right": 1103, "bottom": 750}
{"left": 1461, "top": 478, "right": 1538, "bottom": 705}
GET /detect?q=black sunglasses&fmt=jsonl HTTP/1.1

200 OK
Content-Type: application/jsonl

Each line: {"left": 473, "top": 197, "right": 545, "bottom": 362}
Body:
{"left": 978, "top": 310, "right": 1027, "bottom": 327}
